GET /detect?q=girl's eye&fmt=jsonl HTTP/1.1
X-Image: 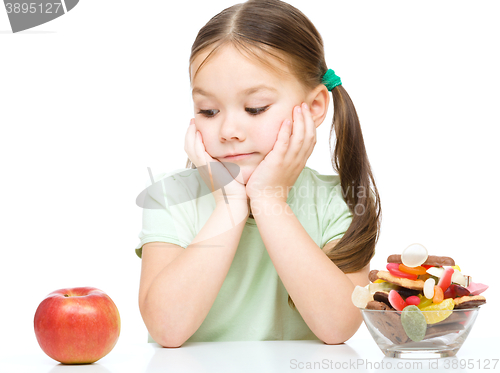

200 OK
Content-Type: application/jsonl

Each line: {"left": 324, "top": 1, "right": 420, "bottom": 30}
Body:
{"left": 197, "top": 106, "right": 270, "bottom": 119}
{"left": 197, "top": 109, "right": 219, "bottom": 118}
{"left": 246, "top": 106, "right": 270, "bottom": 115}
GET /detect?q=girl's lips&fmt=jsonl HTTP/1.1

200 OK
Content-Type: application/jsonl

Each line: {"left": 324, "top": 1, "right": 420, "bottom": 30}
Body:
{"left": 221, "top": 152, "right": 255, "bottom": 161}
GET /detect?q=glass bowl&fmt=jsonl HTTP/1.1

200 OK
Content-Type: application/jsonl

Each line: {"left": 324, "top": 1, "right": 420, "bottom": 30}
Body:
{"left": 360, "top": 307, "right": 480, "bottom": 359}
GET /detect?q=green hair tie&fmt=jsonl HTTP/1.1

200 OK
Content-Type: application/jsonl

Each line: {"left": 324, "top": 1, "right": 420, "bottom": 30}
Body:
{"left": 322, "top": 69, "right": 342, "bottom": 91}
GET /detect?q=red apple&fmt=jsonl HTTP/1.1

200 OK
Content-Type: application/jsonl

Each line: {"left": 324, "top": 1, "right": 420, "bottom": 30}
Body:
{"left": 34, "top": 287, "right": 120, "bottom": 364}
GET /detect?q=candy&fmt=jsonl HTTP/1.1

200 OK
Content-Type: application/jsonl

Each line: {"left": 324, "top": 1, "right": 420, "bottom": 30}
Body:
{"left": 417, "top": 294, "right": 433, "bottom": 309}
{"left": 351, "top": 285, "right": 373, "bottom": 308}
{"left": 420, "top": 298, "right": 454, "bottom": 324}
{"left": 437, "top": 267, "right": 454, "bottom": 292}
{"left": 354, "top": 245, "right": 487, "bottom": 339}
{"left": 463, "top": 275, "right": 472, "bottom": 288}
{"left": 373, "top": 291, "right": 391, "bottom": 306}
{"left": 426, "top": 267, "right": 444, "bottom": 278}
{"left": 443, "top": 284, "right": 470, "bottom": 299}
{"left": 467, "top": 282, "right": 489, "bottom": 296}
{"left": 401, "top": 305, "right": 427, "bottom": 342}
{"left": 401, "top": 243, "right": 428, "bottom": 267}
{"left": 368, "top": 282, "right": 399, "bottom": 294}
{"left": 433, "top": 285, "right": 444, "bottom": 303}
{"left": 399, "top": 264, "right": 427, "bottom": 275}
{"left": 454, "top": 295, "right": 486, "bottom": 308}
{"left": 423, "top": 278, "right": 435, "bottom": 299}
{"left": 386, "top": 263, "right": 418, "bottom": 280}
{"left": 418, "top": 273, "right": 431, "bottom": 282}
{"left": 427, "top": 266, "right": 466, "bottom": 287}
{"left": 405, "top": 295, "right": 420, "bottom": 306}
{"left": 451, "top": 269, "right": 467, "bottom": 287}
{"left": 397, "top": 288, "right": 420, "bottom": 299}
{"left": 388, "top": 289, "right": 407, "bottom": 311}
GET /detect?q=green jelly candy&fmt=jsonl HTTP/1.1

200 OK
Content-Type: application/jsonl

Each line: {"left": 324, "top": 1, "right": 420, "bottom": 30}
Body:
{"left": 417, "top": 294, "right": 433, "bottom": 309}
{"left": 401, "top": 305, "right": 427, "bottom": 342}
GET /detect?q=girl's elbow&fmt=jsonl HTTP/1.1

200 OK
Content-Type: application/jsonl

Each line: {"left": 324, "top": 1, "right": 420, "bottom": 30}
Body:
{"left": 321, "top": 330, "right": 355, "bottom": 345}
{"left": 151, "top": 327, "right": 188, "bottom": 348}
{"left": 158, "top": 336, "right": 185, "bottom": 349}
{"left": 321, "top": 317, "right": 363, "bottom": 345}
{"left": 321, "top": 333, "right": 352, "bottom": 345}
{"left": 140, "top": 307, "right": 189, "bottom": 348}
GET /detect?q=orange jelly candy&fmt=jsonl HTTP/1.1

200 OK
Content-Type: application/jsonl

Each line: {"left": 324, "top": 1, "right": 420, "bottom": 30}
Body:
{"left": 399, "top": 264, "right": 427, "bottom": 275}
{"left": 433, "top": 285, "right": 444, "bottom": 303}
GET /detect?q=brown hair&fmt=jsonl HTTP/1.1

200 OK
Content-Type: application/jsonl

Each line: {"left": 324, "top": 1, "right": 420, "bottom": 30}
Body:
{"left": 187, "top": 0, "right": 381, "bottom": 310}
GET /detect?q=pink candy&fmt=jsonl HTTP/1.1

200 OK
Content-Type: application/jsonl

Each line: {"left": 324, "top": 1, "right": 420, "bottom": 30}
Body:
{"left": 438, "top": 267, "right": 454, "bottom": 292}
{"left": 388, "top": 290, "right": 407, "bottom": 311}
{"left": 405, "top": 295, "right": 421, "bottom": 306}
{"left": 386, "top": 263, "right": 418, "bottom": 280}
{"left": 467, "top": 282, "right": 488, "bottom": 296}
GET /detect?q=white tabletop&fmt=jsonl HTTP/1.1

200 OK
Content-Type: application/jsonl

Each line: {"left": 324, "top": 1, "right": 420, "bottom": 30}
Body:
{"left": 0, "top": 335, "right": 497, "bottom": 373}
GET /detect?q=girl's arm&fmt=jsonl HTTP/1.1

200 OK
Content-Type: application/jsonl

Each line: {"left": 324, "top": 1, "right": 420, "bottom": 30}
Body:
{"left": 139, "top": 200, "right": 249, "bottom": 348}
{"left": 251, "top": 198, "right": 369, "bottom": 345}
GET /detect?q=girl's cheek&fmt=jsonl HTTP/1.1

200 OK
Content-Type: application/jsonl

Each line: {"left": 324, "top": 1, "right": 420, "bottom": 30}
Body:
{"left": 201, "top": 132, "right": 217, "bottom": 154}
{"left": 264, "top": 110, "right": 283, "bottom": 128}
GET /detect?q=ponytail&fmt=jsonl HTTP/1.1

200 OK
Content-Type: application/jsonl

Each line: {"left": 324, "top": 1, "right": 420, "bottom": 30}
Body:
{"left": 325, "top": 85, "right": 382, "bottom": 272}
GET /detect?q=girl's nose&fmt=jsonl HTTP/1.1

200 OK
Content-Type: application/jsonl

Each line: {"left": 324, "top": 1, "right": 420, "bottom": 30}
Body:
{"left": 219, "top": 115, "right": 246, "bottom": 141}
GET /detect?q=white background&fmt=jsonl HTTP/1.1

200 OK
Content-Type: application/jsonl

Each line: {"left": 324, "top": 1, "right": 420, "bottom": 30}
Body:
{"left": 1, "top": 0, "right": 498, "bottom": 354}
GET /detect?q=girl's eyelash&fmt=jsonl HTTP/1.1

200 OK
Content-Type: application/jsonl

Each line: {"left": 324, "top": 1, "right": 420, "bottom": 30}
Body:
{"left": 197, "top": 106, "right": 270, "bottom": 119}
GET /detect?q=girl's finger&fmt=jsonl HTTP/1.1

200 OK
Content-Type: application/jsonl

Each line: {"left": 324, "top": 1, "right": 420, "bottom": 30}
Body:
{"left": 263, "top": 119, "right": 290, "bottom": 164}
{"left": 288, "top": 105, "right": 306, "bottom": 157}
{"left": 275, "top": 118, "right": 292, "bottom": 156}
{"left": 277, "top": 118, "right": 292, "bottom": 141}
{"left": 194, "top": 130, "right": 208, "bottom": 166}
{"left": 300, "top": 103, "right": 316, "bottom": 157}
{"left": 197, "top": 132, "right": 220, "bottom": 193}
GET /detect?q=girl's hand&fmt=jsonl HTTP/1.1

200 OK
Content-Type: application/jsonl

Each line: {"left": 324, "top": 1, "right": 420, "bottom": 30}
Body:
{"left": 184, "top": 119, "right": 248, "bottom": 206}
{"left": 245, "top": 103, "right": 316, "bottom": 203}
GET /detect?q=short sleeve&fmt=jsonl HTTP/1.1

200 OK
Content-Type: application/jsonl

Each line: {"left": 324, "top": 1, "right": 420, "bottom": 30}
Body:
{"left": 320, "top": 184, "right": 353, "bottom": 249}
{"left": 134, "top": 168, "right": 194, "bottom": 258}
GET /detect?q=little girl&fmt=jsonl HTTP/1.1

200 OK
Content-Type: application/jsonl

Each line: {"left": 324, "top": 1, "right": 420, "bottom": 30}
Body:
{"left": 136, "top": 0, "right": 381, "bottom": 347}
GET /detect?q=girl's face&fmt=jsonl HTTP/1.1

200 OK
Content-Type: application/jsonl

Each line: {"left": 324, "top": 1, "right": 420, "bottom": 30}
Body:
{"left": 190, "top": 44, "right": 319, "bottom": 184}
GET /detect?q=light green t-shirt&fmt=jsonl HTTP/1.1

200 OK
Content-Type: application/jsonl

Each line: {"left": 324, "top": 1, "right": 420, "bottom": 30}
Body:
{"left": 135, "top": 166, "right": 353, "bottom": 343}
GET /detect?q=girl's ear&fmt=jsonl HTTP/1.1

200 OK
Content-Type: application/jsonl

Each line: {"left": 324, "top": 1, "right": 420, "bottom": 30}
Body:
{"left": 307, "top": 84, "right": 330, "bottom": 128}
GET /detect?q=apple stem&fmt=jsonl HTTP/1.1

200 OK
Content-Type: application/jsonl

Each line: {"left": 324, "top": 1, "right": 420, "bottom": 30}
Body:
{"left": 64, "top": 294, "right": 69, "bottom": 297}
